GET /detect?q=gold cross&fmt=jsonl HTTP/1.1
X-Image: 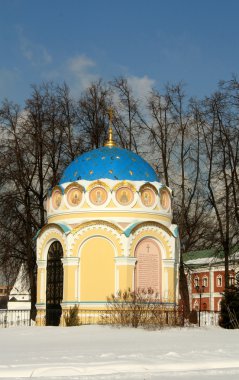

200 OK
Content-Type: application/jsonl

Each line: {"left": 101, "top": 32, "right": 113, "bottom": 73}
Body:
{"left": 104, "top": 107, "right": 116, "bottom": 148}
{"left": 108, "top": 108, "right": 114, "bottom": 124}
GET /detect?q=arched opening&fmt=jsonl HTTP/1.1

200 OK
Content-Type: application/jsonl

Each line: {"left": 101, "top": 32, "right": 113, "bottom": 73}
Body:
{"left": 80, "top": 237, "right": 115, "bottom": 302}
{"left": 46, "top": 241, "right": 63, "bottom": 326}
{"left": 135, "top": 238, "right": 162, "bottom": 298}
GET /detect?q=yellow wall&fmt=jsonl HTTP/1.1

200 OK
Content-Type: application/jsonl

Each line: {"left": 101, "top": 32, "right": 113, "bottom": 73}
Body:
{"left": 167, "top": 267, "right": 175, "bottom": 303}
{"left": 118, "top": 265, "right": 135, "bottom": 290}
{"left": 48, "top": 212, "right": 171, "bottom": 224}
{"left": 80, "top": 237, "right": 115, "bottom": 301}
{"left": 63, "top": 264, "right": 78, "bottom": 302}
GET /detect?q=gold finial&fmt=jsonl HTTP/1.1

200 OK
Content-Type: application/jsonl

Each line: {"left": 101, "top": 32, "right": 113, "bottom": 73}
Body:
{"left": 104, "top": 107, "right": 116, "bottom": 148}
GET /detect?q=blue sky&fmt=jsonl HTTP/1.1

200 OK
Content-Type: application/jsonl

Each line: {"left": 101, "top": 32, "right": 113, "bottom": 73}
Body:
{"left": 1, "top": 0, "right": 239, "bottom": 104}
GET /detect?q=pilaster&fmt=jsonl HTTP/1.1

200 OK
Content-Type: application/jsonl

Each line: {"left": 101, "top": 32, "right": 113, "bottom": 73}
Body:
{"left": 61, "top": 257, "right": 80, "bottom": 302}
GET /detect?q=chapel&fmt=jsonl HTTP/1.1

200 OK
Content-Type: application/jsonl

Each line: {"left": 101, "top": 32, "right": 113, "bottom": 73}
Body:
{"left": 36, "top": 122, "right": 180, "bottom": 325}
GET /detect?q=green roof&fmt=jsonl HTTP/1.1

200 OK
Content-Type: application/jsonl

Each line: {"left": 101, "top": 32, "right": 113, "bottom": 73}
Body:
{"left": 183, "top": 247, "right": 239, "bottom": 268}
{"left": 183, "top": 249, "right": 216, "bottom": 262}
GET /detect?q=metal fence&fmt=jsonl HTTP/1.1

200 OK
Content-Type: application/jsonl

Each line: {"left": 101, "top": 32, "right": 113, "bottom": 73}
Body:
{"left": 0, "top": 308, "right": 221, "bottom": 328}
{"left": 36, "top": 307, "right": 185, "bottom": 327}
{"left": 0, "top": 309, "right": 31, "bottom": 328}
{"left": 197, "top": 310, "right": 220, "bottom": 326}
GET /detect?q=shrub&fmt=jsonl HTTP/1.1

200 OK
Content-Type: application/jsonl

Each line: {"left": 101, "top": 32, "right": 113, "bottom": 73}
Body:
{"left": 64, "top": 305, "right": 81, "bottom": 326}
{"left": 219, "top": 286, "right": 239, "bottom": 329}
{"left": 105, "top": 288, "right": 181, "bottom": 328}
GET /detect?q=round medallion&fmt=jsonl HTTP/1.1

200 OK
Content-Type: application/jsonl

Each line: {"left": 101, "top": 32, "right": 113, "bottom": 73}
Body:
{"left": 52, "top": 190, "right": 62, "bottom": 209}
{"left": 89, "top": 187, "right": 108, "bottom": 205}
{"left": 116, "top": 187, "right": 134, "bottom": 206}
{"left": 67, "top": 187, "right": 82, "bottom": 206}
{"left": 160, "top": 190, "right": 170, "bottom": 210}
{"left": 141, "top": 188, "right": 155, "bottom": 207}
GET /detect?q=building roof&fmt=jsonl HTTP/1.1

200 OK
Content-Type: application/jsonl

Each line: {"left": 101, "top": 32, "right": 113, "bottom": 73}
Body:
{"left": 183, "top": 248, "right": 239, "bottom": 268}
{"left": 59, "top": 146, "right": 159, "bottom": 184}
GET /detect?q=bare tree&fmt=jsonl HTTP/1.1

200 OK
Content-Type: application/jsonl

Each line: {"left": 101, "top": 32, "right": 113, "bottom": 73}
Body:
{"left": 111, "top": 77, "right": 146, "bottom": 153}
{"left": 147, "top": 89, "right": 176, "bottom": 186}
{"left": 78, "top": 79, "right": 111, "bottom": 149}
{"left": 201, "top": 89, "right": 239, "bottom": 287}
{"left": 0, "top": 83, "right": 86, "bottom": 318}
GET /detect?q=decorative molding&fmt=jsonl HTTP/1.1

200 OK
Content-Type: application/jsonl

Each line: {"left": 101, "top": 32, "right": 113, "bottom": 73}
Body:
{"left": 71, "top": 220, "right": 123, "bottom": 235}
{"left": 61, "top": 257, "right": 80, "bottom": 266}
{"left": 37, "top": 260, "right": 47, "bottom": 269}
{"left": 69, "top": 221, "right": 124, "bottom": 257}
{"left": 163, "top": 259, "right": 175, "bottom": 268}
{"left": 61, "top": 257, "right": 80, "bottom": 267}
{"left": 139, "top": 183, "right": 158, "bottom": 194}
{"left": 129, "top": 224, "right": 173, "bottom": 259}
{"left": 64, "top": 182, "right": 85, "bottom": 193}
{"left": 86, "top": 180, "right": 110, "bottom": 192}
{"left": 37, "top": 223, "right": 69, "bottom": 240}
{"left": 112, "top": 181, "right": 137, "bottom": 193}
{"left": 37, "top": 227, "right": 67, "bottom": 260}
{"left": 114, "top": 257, "right": 137, "bottom": 266}
{"left": 130, "top": 221, "right": 173, "bottom": 237}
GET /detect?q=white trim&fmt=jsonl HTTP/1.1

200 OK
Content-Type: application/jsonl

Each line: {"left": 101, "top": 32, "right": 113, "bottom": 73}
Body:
{"left": 130, "top": 231, "right": 169, "bottom": 261}
{"left": 40, "top": 270, "right": 45, "bottom": 303}
{"left": 38, "top": 232, "right": 65, "bottom": 261}
{"left": 216, "top": 274, "right": 223, "bottom": 287}
{"left": 164, "top": 269, "right": 168, "bottom": 300}
{"left": 210, "top": 268, "right": 214, "bottom": 310}
{"left": 74, "top": 268, "right": 78, "bottom": 300}
{"left": 37, "top": 260, "right": 47, "bottom": 269}
{"left": 61, "top": 257, "right": 80, "bottom": 266}
{"left": 202, "top": 275, "right": 208, "bottom": 287}
{"left": 114, "top": 257, "right": 137, "bottom": 266}
{"left": 163, "top": 259, "right": 175, "bottom": 268}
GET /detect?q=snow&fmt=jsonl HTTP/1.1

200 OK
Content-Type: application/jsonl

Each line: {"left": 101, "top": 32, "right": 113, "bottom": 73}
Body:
{"left": 185, "top": 251, "right": 239, "bottom": 266}
{"left": 0, "top": 325, "right": 239, "bottom": 379}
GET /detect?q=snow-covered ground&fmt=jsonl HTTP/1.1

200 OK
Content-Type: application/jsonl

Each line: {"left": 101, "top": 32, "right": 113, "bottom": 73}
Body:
{"left": 0, "top": 325, "right": 239, "bottom": 379}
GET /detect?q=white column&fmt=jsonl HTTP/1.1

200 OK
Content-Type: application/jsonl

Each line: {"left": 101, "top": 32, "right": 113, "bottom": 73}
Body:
{"left": 114, "top": 257, "right": 137, "bottom": 292}
{"left": 209, "top": 267, "right": 214, "bottom": 311}
{"left": 36, "top": 260, "right": 47, "bottom": 304}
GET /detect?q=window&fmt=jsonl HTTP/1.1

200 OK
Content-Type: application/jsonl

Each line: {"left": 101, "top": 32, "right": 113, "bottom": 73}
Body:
{"left": 194, "top": 277, "right": 199, "bottom": 287}
{"left": 218, "top": 300, "right": 222, "bottom": 311}
{"left": 202, "top": 302, "right": 207, "bottom": 311}
{"left": 194, "top": 301, "right": 199, "bottom": 311}
{"left": 229, "top": 276, "right": 234, "bottom": 286}
{"left": 217, "top": 275, "right": 222, "bottom": 287}
{"left": 202, "top": 276, "right": 208, "bottom": 287}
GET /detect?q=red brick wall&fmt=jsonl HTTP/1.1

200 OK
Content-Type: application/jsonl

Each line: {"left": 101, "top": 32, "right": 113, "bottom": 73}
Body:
{"left": 192, "top": 272, "right": 209, "bottom": 293}
{"left": 214, "top": 271, "right": 224, "bottom": 292}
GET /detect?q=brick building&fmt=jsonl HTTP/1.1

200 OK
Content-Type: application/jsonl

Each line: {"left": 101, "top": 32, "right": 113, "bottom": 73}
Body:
{"left": 184, "top": 249, "right": 239, "bottom": 312}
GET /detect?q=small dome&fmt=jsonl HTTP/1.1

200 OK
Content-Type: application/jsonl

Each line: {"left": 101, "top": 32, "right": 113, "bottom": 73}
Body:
{"left": 59, "top": 146, "right": 158, "bottom": 184}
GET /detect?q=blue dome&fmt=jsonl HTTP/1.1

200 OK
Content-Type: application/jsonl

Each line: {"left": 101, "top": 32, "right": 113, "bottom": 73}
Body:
{"left": 59, "top": 146, "right": 158, "bottom": 184}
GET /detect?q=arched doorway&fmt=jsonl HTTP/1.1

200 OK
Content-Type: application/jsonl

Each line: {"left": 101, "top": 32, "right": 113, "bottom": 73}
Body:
{"left": 46, "top": 241, "right": 63, "bottom": 326}
{"left": 135, "top": 238, "right": 162, "bottom": 298}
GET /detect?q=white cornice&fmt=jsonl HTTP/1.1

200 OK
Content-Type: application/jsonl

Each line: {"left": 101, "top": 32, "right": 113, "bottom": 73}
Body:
{"left": 114, "top": 257, "right": 137, "bottom": 266}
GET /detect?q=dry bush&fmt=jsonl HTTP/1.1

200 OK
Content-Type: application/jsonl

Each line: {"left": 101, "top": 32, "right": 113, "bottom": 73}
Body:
{"left": 64, "top": 305, "right": 81, "bottom": 326}
{"left": 105, "top": 288, "right": 182, "bottom": 328}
